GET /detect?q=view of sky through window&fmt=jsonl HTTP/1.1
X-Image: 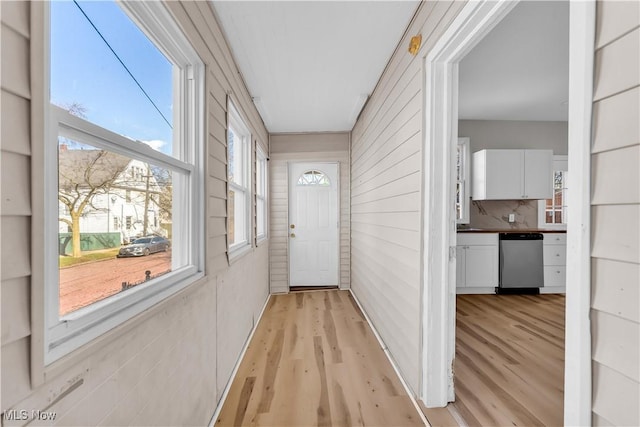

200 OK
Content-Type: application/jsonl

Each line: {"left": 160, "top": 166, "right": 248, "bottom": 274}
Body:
{"left": 50, "top": 1, "right": 174, "bottom": 154}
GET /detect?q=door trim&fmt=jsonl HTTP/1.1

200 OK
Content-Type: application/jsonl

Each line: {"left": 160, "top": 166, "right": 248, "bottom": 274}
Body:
{"left": 287, "top": 161, "right": 340, "bottom": 288}
{"left": 420, "top": 1, "right": 594, "bottom": 425}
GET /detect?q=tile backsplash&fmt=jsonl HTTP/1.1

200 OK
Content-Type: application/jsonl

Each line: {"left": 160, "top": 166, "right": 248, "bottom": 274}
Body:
{"left": 468, "top": 199, "right": 538, "bottom": 229}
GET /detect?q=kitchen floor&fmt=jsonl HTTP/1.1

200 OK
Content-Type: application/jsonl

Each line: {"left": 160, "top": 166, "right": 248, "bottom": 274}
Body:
{"left": 453, "top": 294, "right": 565, "bottom": 426}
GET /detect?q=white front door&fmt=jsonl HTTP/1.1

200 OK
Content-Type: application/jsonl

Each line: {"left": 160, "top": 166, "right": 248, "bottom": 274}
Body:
{"left": 288, "top": 162, "right": 339, "bottom": 287}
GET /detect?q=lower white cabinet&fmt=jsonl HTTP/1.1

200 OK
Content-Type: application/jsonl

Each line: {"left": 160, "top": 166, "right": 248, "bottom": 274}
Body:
{"left": 543, "top": 233, "right": 567, "bottom": 289}
{"left": 456, "top": 233, "right": 499, "bottom": 291}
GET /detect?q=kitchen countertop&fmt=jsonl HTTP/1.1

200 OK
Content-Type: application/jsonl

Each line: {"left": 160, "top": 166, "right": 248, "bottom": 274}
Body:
{"left": 457, "top": 228, "right": 567, "bottom": 233}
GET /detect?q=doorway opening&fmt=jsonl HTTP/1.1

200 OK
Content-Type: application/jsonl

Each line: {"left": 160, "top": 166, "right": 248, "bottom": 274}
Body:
{"left": 421, "top": 1, "right": 594, "bottom": 425}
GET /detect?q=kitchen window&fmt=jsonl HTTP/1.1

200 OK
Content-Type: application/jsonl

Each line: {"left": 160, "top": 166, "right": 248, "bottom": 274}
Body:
{"left": 227, "top": 99, "right": 252, "bottom": 257}
{"left": 456, "top": 137, "right": 471, "bottom": 224}
{"left": 538, "top": 155, "right": 568, "bottom": 229}
{"left": 45, "top": 0, "right": 204, "bottom": 364}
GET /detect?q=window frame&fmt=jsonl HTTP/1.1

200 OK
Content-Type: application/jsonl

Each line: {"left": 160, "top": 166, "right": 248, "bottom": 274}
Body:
{"left": 227, "top": 99, "right": 252, "bottom": 258}
{"left": 538, "top": 155, "right": 568, "bottom": 230}
{"left": 41, "top": 0, "right": 205, "bottom": 365}
{"left": 456, "top": 137, "right": 471, "bottom": 224}
{"left": 256, "top": 146, "right": 268, "bottom": 243}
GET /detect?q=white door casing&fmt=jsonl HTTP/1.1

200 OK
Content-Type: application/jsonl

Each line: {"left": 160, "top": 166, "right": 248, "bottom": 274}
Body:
{"left": 288, "top": 162, "right": 339, "bottom": 287}
{"left": 422, "top": 1, "right": 594, "bottom": 425}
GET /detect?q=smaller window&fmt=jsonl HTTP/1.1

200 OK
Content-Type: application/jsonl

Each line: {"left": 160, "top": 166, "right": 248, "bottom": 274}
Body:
{"left": 126, "top": 216, "right": 132, "bottom": 230}
{"left": 539, "top": 155, "right": 568, "bottom": 229}
{"left": 256, "top": 147, "right": 267, "bottom": 241}
{"left": 456, "top": 137, "right": 471, "bottom": 224}
{"left": 126, "top": 190, "right": 131, "bottom": 203}
{"left": 227, "top": 100, "right": 252, "bottom": 256}
{"left": 297, "top": 170, "right": 330, "bottom": 186}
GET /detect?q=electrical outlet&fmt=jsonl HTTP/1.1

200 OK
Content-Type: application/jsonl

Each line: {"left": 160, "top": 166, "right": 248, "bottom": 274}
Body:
{"left": 508, "top": 213, "right": 515, "bottom": 223}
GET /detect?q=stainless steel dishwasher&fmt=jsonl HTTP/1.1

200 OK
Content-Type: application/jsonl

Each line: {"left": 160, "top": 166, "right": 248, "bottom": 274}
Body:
{"left": 498, "top": 232, "right": 544, "bottom": 294}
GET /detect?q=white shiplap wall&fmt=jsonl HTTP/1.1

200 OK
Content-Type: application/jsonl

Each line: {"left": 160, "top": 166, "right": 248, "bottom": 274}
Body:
{"left": 350, "top": 1, "right": 465, "bottom": 395}
{"left": 269, "top": 133, "right": 350, "bottom": 294}
{"left": 590, "top": 2, "right": 640, "bottom": 426}
{"left": 1, "top": 1, "right": 269, "bottom": 424}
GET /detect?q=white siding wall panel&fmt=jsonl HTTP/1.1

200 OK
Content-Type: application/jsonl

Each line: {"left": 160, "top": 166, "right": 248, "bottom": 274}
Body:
{"left": 1, "top": 90, "right": 31, "bottom": 155}
{"left": 1, "top": 338, "right": 32, "bottom": 409}
{"left": 591, "top": 205, "right": 639, "bottom": 264}
{"left": 592, "top": 362, "right": 640, "bottom": 427}
{"left": 595, "top": 0, "right": 640, "bottom": 49}
{"left": 1, "top": 1, "right": 269, "bottom": 424}
{"left": 592, "top": 5, "right": 640, "bottom": 425}
{"left": 592, "top": 310, "right": 639, "bottom": 382}
{"left": 350, "top": 0, "right": 465, "bottom": 395}
{"left": 591, "top": 145, "right": 640, "bottom": 205}
{"left": 1, "top": 277, "right": 31, "bottom": 346}
{"left": 1, "top": 216, "right": 31, "bottom": 280}
{"left": 591, "top": 258, "right": 639, "bottom": 324}
{"left": 592, "top": 86, "right": 639, "bottom": 154}
{"left": 1, "top": 0, "right": 30, "bottom": 37}
{"left": 1, "top": 142, "right": 31, "bottom": 218}
{"left": 593, "top": 28, "right": 639, "bottom": 102}
{"left": 1, "top": 23, "right": 30, "bottom": 99}
{"left": 269, "top": 161, "right": 289, "bottom": 293}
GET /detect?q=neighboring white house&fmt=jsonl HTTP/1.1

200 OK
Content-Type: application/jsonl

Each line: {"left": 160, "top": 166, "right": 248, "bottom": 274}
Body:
{"left": 57, "top": 148, "right": 169, "bottom": 246}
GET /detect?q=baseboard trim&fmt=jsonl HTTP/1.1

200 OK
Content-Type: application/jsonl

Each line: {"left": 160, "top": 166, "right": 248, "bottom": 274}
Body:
{"left": 348, "top": 289, "right": 429, "bottom": 427}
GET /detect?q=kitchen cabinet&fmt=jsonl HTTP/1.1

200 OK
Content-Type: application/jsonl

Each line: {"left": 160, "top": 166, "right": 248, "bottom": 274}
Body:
{"left": 456, "top": 233, "right": 498, "bottom": 291}
{"left": 472, "top": 149, "right": 553, "bottom": 200}
{"left": 543, "top": 233, "right": 567, "bottom": 289}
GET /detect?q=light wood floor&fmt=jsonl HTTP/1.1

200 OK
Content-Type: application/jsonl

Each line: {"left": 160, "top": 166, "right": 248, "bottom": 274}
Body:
{"left": 215, "top": 290, "right": 424, "bottom": 426}
{"left": 453, "top": 294, "right": 565, "bottom": 427}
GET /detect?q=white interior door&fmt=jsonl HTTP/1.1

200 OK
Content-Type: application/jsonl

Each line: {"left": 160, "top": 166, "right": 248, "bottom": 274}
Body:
{"left": 289, "top": 162, "right": 339, "bottom": 287}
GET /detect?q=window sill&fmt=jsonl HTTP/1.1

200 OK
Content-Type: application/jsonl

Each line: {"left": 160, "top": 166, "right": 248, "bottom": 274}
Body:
{"left": 38, "top": 273, "right": 208, "bottom": 385}
{"left": 538, "top": 224, "right": 568, "bottom": 231}
{"left": 228, "top": 243, "right": 252, "bottom": 264}
{"left": 256, "top": 235, "right": 268, "bottom": 246}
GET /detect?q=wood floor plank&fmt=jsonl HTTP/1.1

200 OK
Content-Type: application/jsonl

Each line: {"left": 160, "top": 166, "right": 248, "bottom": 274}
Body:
{"left": 216, "top": 290, "right": 424, "bottom": 426}
{"left": 453, "top": 294, "right": 565, "bottom": 427}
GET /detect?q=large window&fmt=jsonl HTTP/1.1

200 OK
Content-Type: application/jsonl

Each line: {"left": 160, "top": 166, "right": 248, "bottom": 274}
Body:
{"left": 539, "top": 155, "right": 568, "bottom": 229}
{"left": 227, "top": 100, "right": 252, "bottom": 256}
{"left": 456, "top": 137, "right": 471, "bottom": 224}
{"left": 256, "top": 147, "right": 268, "bottom": 241}
{"left": 45, "top": 1, "right": 204, "bottom": 363}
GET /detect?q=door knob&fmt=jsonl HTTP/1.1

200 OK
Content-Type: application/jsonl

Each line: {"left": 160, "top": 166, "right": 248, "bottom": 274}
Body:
{"left": 290, "top": 224, "right": 295, "bottom": 229}
{"left": 290, "top": 233, "right": 296, "bottom": 238}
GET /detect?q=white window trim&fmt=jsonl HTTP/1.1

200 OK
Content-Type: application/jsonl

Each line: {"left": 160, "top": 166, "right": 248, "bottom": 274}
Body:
{"left": 256, "top": 145, "right": 268, "bottom": 243}
{"left": 538, "top": 155, "right": 568, "bottom": 230}
{"left": 227, "top": 99, "right": 252, "bottom": 260}
{"left": 41, "top": 1, "right": 205, "bottom": 365}
{"left": 456, "top": 137, "right": 471, "bottom": 224}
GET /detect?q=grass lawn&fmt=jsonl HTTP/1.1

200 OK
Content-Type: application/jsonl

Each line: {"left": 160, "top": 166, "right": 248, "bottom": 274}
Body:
{"left": 59, "top": 248, "right": 120, "bottom": 268}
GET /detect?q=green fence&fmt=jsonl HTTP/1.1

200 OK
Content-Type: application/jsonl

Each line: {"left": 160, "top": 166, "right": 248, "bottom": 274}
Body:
{"left": 59, "top": 232, "right": 121, "bottom": 255}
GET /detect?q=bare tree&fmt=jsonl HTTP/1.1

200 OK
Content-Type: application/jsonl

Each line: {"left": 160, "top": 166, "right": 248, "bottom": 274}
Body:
{"left": 58, "top": 149, "right": 129, "bottom": 257}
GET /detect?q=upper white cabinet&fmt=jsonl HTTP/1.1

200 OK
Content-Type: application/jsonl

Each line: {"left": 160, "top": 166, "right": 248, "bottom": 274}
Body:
{"left": 472, "top": 149, "right": 553, "bottom": 200}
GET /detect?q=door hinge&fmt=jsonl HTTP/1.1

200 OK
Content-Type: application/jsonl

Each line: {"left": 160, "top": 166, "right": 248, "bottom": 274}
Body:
{"left": 449, "top": 246, "right": 456, "bottom": 260}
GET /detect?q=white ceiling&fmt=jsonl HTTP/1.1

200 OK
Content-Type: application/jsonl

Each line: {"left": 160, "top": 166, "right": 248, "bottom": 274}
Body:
{"left": 458, "top": 1, "right": 570, "bottom": 121}
{"left": 212, "top": 1, "right": 419, "bottom": 133}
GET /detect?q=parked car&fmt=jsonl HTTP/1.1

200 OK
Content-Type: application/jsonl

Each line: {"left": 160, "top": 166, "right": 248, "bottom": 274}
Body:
{"left": 117, "top": 236, "right": 170, "bottom": 257}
